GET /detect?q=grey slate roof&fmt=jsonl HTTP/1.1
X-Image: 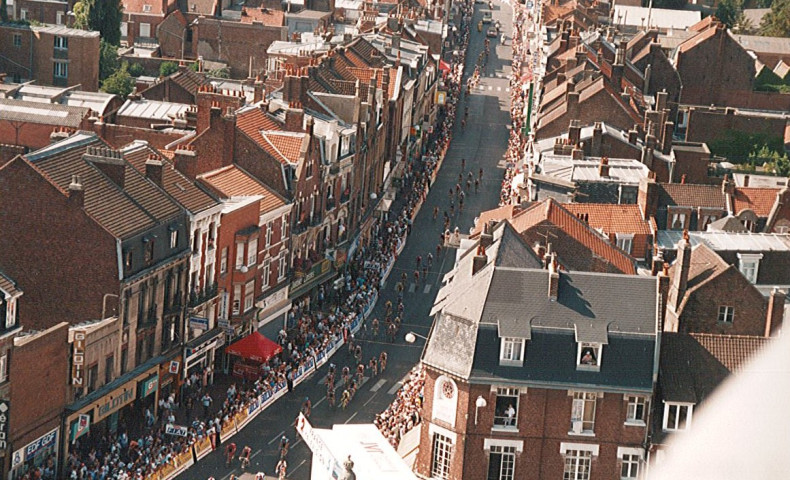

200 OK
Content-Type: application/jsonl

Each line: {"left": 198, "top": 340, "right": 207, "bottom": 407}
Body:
{"left": 0, "top": 98, "right": 87, "bottom": 127}
{"left": 0, "top": 270, "right": 22, "bottom": 297}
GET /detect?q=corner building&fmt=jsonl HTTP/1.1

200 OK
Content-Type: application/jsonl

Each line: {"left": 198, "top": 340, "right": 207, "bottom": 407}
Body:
{"left": 415, "top": 221, "right": 663, "bottom": 480}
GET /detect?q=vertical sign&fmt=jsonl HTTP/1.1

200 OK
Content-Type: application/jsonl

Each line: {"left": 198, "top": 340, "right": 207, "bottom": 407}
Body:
{"left": 0, "top": 400, "right": 9, "bottom": 450}
{"left": 72, "top": 331, "right": 86, "bottom": 386}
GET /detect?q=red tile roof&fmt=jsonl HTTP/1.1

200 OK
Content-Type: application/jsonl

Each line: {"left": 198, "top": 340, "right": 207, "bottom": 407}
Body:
{"left": 733, "top": 187, "right": 778, "bottom": 217}
{"left": 688, "top": 333, "right": 770, "bottom": 372}
{"left": 240, "top": 6, "right": 285, "bottom": 26}
{"left": 236, "top": 107, "right": 307, "bottom": 165}
{"left": 471, "top": 204, "right": 525, "bottom": 236}
{"left": 123, "top": 0, "right": 168, "bottom": 15}
{"left": 562, "top": 203, "right": 651, "bottom": 235}
{"left": 658, "top": 183, "right": 727, "bottom": 209}
{"left": 199, "top": 165, "right": 287, "bottom": 214}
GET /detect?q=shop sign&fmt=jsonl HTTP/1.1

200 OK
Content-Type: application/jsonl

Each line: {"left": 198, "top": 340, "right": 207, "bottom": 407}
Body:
{"left": 165, "top": 424, "right": 189, "bottom": 437}
{"left": 290, "top": 259, "right": 331, "bottom": 295}
{"left": 0, "top": 400, "right": 8, "bottom": 450}
{"left": 140, "top": 375, "right": 158, "bottom": 399}
{"left": 70, "top": 414, "right": 90, "bottom": 444}
{"left": 189, "top": 316, "right": 209, "bottom": 330}
{"left": 435, "top": 89, "right": 447, "bottom": 105}
{"left": 94, "top": 384, "right": 136, "bottom": 422}
{"left": 186, "top": 338, "right": 218, "bottom": 364}
{"left": 71, "top": 330, "right": 86, "bottom": 386}
{"left": 258, "top": 286, "right": 288, "bottom": 314}
{"left": 17, "top": 428, "right": 57, "bottom": 463}
{"left": 169, "top": 361, "right": 180, "bottom": 375}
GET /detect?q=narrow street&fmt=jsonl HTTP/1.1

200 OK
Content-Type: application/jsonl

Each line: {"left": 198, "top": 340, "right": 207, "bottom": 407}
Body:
{"left": 183, "top": 1, "right": 513, "bottom": 478}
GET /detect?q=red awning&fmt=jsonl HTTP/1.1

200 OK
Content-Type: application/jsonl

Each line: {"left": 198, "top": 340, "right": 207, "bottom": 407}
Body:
{"left": 439, "top": 60, "right": 451, "bottom": 73}
{"left": 225, "top": 332, "right": 282, "bottom": 363}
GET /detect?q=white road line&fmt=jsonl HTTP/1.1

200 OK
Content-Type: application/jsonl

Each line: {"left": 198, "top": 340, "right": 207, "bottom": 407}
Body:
{"left": 344, "top": 412, "right": 359, "bottom": 424}
{"left": 314, "top": 396, "right": 326, "bottom": 407}
{"left": 408, "top": 283, "right": 416, "bottom": 293}
{"left": 292, "top": 459, "right": 307, "bottom": 475}
{"left": 268, "top": 430, "right": 286, "bottom": 445}
{"left": 370, "top": 379, "right": 387, "bottom": 392}
{"left": 293, "top": 439, "right": 303, "bottom": 448}
{"left": 506, "top": 87, "right": 510, "bottom": 92}
{"left": 488, "top": 86, "right": 493, "bottom": 90}
{"left": 497, "top": 86, "right": 501, "bottom": 91}
{"left": 423, "top": 284, "right": 432, "bottom": 293}
{"left": 364, "top": 391, "right": 379, "bottom": 407}
{"left": 251, "top": 450, "right": 262, "bottom": 459}
{"left": 316, "top": 374, "right": 328, "bottom": 385}
{"left": 382, "top": 280, "right": 387, "bottom": 289}
{"left": 387, "top": 381, "right": 403, "bottom": 395}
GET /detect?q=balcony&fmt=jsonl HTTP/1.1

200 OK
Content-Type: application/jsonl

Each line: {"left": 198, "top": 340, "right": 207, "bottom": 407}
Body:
{"left": 293, "top": 221, "right": 308, "bottom": 235}
{"left": 340, "top": 189, "right": 351, "bottom": 204}
{"left": 164, "top": 294, "right": 182, "bottom": 314}
{"left": 189, "top": 283, "right": 219, "bottom": 309}
{"left": 326, "top": 197, "right": 336, "bottom": 211}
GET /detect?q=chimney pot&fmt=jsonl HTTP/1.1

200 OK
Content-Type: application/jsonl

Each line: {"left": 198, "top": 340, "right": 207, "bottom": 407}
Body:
{"left": 68, "top": 174, "right": 85, "bottom": 207}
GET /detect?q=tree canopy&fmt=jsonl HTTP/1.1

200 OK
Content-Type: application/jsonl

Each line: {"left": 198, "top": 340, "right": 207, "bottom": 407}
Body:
{"left": 101, "top": 63, "right": 134, "bottom": 97}
{"left": 73, "top": 0, "right": 123, "bottom": 46}
{"left": 760, "top": 0, "right": 790, "bottom": 37}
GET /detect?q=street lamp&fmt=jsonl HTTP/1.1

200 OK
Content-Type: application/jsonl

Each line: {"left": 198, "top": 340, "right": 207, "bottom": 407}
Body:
{"left": 404, "top": 331, "right": 428, "bottom": 343}
{"left": 475, "top": 395, "right": 487, "bottom": 425}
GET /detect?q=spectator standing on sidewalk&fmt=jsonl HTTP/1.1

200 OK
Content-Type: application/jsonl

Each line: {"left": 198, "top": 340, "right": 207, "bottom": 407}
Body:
{"left": 202, "top": 393, "right": 213, "bottom": 417}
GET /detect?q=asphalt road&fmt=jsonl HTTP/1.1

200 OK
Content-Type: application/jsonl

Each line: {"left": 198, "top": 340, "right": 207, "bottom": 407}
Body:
{"left": 182, "top": 2, "right": 513, "bottom": 478}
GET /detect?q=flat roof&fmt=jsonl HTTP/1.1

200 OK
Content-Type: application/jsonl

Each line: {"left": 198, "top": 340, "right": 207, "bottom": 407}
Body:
{"left": 657, "top": 230, "right": 790, "bottom": 252}
{"left": 613, "top": 6, "right": 701, "bottom": 30}
{"left": 117, "top": 98, "right": 189, "bottom": 120}
{"left": 31, "top": 24, "right": 100, "bottom": 37}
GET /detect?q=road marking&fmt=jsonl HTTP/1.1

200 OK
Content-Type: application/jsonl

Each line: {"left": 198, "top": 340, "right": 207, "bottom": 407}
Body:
{"left": 488, "top": 86, "right": 493, "bottom": 90}
{"left": 292, "top": 459, "right": 307, "bottom": 475}
{"left": 251, "top": 450, "right": 262, "bottom": 460}
{"left": 268, "top": 431, "right": 286, "bottom": 445}
{"left": 293, "top": 439, "right": 303, "bottom": 448}
{"left": 314, "top": 396, "right": 326, "bottom": 407}
{"left": 497, "top": 86, "right": 501, "bottom": 91}
{"left": 409, "top": 283, "right": 416, "bottom": 293}
{"left": 423, "top": 284, "right": 432, "bottom": 293}
{"left": 381, "top": 280, "right": 386, "bottom": 289}
{"left": 387, "top": 381, "right": 403, "bottom": 395}
{"left": 370, "top": 379, "right": 387, "bottom": 392}
{"left": 364, "top": 391, "right": 379, "bottom": 407}
{"left": 344, "top": 412, "right": 359, "bottom": 424}
{"left": 506, "top": 87, "right": 510, "bottom": 92}
{"left": 316, "top": 374, "right": 328, "bottom": 386}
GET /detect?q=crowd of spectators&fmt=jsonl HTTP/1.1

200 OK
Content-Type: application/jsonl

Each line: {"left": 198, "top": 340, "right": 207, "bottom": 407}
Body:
{"left": 374, "top": 365, "right": 426, "bottom": 449}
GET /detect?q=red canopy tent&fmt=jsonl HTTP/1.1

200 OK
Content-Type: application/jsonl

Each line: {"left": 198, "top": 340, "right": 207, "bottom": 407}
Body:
{"left": 225, "top": 332, "right": 282, "bottom": 363}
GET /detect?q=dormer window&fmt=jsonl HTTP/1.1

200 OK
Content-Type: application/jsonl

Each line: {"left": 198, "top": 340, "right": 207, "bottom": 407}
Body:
{"left": 737, "top": 253, "right": 762, "bottom": 284}
{"left": 663, "top": 402, "right": 693, "bottom": 432}
{"left": 577, "top": 342, "right": 602, "bottom": 370}
{"left": 499, "top": 337, "right": 525, "bottom": 366}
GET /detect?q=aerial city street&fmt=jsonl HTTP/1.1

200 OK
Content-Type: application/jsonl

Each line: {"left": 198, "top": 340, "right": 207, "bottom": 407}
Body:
{"left": 1, "top": 0, "right": 790, "bottom": 478}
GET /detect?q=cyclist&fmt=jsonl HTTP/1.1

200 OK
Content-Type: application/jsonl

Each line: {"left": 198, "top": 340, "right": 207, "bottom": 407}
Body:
{"left": 327, "top": 386, "right": 336, "bottom": 407}
{"left": 225, "top": 442, "right": 237, "bottom": 467}
{"left": 276, "top": 459, "right": 287, "bottom": 480}
{"left": 380, "top": 351, "right": 388, "bottom": 372}
{"left": 302, "top": 397, "right": 312, "bottom": 418}
{"left": 342, "top": 366, "right": 350, "bottom": 386}
{"left": 341, "top": 389, "right": 351, "bottom": 409}
{"left": 372, "top": 317, "right": 380, "bottom": 338}
{"left": 279, "top": 436, "right": 290, "bottom": 459}
{"left": 369, "top": 357, "right": 378, "bottom": 376}
{"left": 239, "top": 445, "right": 252, "bottom": 470}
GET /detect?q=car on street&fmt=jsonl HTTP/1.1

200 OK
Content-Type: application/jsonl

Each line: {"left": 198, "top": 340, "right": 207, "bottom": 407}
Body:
{"left": 482, "top": 11, "right": 493, "bottom": 23}
{"left": 487, "top": 26, "right": 498, "bottom": 37}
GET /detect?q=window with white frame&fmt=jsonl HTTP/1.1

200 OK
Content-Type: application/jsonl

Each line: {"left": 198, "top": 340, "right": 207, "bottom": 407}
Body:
{"left": 431, "top": 432, "right": 452, "bottom": 479}
{"left": 54, "top": 36, "right": 68, "bottom": 50}
{"left": 220, "top": 247, "right": 228, "bottom": 274}
{"left": 170, "top": 230, "right": 178, "bottom": 249}
{"left": 493, "top": 387, "right": 519, "bottom": 428}
{"left": 700, "top": 214, "right": 717, "bottom": 230}
{"left": 625, "top": 395, "right": 647, "bottom": 424}
{"left": 571, "top": 392, "right": 597, "bottom": 434}
{"left": 499, "top": 337, "right": 524, "bottom": 365}
{"left": 266, "top": 223, "right": 273, "bottom": 247}
{"left": 278, "top": 253, "right": 287, "bottom": 280}
{"left": 139, "top": 22, "right": 151, "bottom": 37}
{"left": 232, "top": 284, "right": 241, "bottom": 315}
{"left": 56, "top": 11, "right": 64, "bottom": 24}
{"left": 281, "top": 214, "right": 288, "bottom": 239}
{"left": 718, "top": 305, "right": 734, "bottom": 323}
{"left": 0, "top": 354, "right": 7, "bottom": 383}
{"left": 121, "top": 22, "right": 128, "bottom": 37}
{"left": 487, "top": 445, "right": 516, "bottom": 480}
{"left": 620, "top": 453, "right": 640, "bottom": 479}
{"left": 663, "top": 402, "right": 693, "bottom": 432}
{"left": 670, "top": 212, "right": 686, "bottom": 231}
{"left": 261, "top": 260, "right": 271, "bottom": 292}
{"left": 53, "top": 62, "right": 68, "bottom": 78}
{"left": 615, "top": 234, "right": 633, "bottom": 254}
{"left": 235, "top": 242, "right": 245, "bottom": 269}
{"left": 21, "top": 9, "right": 28, "bottom": 20}
{"left": 737, "top": 253, "right": 762, "bottom": 284}
{"left": 13, "top": 34, "right": 21, "bottom": 47}
{"left": 142, "top": 4, "right": 152, "bottom": 12}
{"left": 563, "top": 449, "right": 592, "bottom": 480}
{"left": 244, "top": 280, "right": 255, "bottom": 312}
{"left": 578, "top": 342, "right": 601, "bottom": 369}
{"left": 247, "top": 238, "right": 258, "bottom": 266}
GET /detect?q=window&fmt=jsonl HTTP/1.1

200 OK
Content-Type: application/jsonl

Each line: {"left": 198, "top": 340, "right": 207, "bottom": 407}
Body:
{"left": 206, "top": 264, "right": 214, "bottom": 286}
{"left": 0, "top": 354, "right": 7, "bottom": 383}
{"left": 282, "top": 214, "right": 289, "bottom": 239}
{"left": 700, "top": 215, "right": 717, "bottom": 230}
{"left": 54, "top": 61, "right": 68, "bottom": 78}
{"left": 493, "top": 387, "right": 519, "bottom": 428}
{"left": 499, "top": 337, "right": 524, "bottom": 365}
{"left": 192, "top": 229, "right": 200, "bottom": 254}
{"left": 266, "top": 223, "right": 273, "bottom": 247}
{"left": 615, "top": 234, "right": 633, "bottom": 254}
{"left": 261, "top": 260, "right": 271, "bottom": 292}
{"left": 625, "top": 396, "right": 647, "bottom": 424}
{"left": 54, "top": 36, "right": 68, "bottom": 50}
{"left": 278, "top": 253, "right": 287, "bottom": 280}
{"left": 235, "top": 242, "right": 245, "bottom": 269}
{"left": 571, "top": 392, "right": 597, "bottom": 434}
{"left": 232, "top": 284, "right": 241, "bottom": 315}
{"left": 105, "top": 355, "right": 114, "bottom": 384}
{"left": 621, "top": 454, "right": 640, "bottom": 479}
{"left": 220, "top": 247, "right": 228, "bottom": 274}
{"left": 124, "top": 250, "right": 133, "bottom": 271}
{"left": 718, "top": 305, "right": 734, "bottom": 323}
{"left": 13, "top": 34, "right": 21, "bottom": 47}
{"left": 121, "top": 22, "right": 128, "bottom": 37}
{"left": 577, "top": 342, "right": 601, "bottom": 369}
{"left": 170, "top": 229, "right": 178, "bottom": 249}
{"left": 142, "top": 4, "right": 152, "bottom": 12}
{"left": 144, "top": 238, "right": 154, "bottom": 265}
{"left": 208, "top": 223, "right": 216, "bottom": 248}
{"left": 87, "top": 364, "right": 98, "bottom": 393}
{"left": 563, "top": 450, "right": 592, "bottom": 480}
{"left": 737, "top": 253, "right": 762, "bottom": 284}
{"left": 57, "top": 11, "right": 64, "bottom": 24}
{"left": 663, "top": 402, "right": 693, "bottom": 431}
{"left": 247, "top": 238, "right": 258, "bottom": 266}
{"left": 244, "top": 280, "right": 255, "bottom": 312}
{"left": 431, "top": 433, "right": 452, "bottom": 479}
{"left": 139, "top": 22, "right": 151, "bottom": 38}
{"left": 670, "top": 212, "right": 686, "bottom": 230}
{"left": 487, "top": 445, "right": 516, "bottom": 480}
{"left": 20, "top": 9, "right": 28, "bottom": 20}
{"left": 120, "top": 348, "right": 128, "bottom": 375}
{"left": 743, "top": 218, "right": 755, "bottom": 232}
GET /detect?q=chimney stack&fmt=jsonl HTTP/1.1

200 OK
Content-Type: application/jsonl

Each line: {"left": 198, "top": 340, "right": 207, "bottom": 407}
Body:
{"left": 253, "top": 76, "right": 265, "bottom": 103}
{"left": 651, "top": 249, "right": 664, "bottom": 276}
{"left": 722, "top": 174, "right": 735, "bottom": 195}
{"left": 765, "top": 287, "right": 786, "bottom": 337}
{"left": 598, "top": 156, "right": 610, "bottom": 177}
{"left": 591, "top": 122, "right": 602, "bottom": 157}
{"left": 548, "top": 254, "right": 560, "bottom": 301}
{"left": 68, "top": 174, "right": 84, "bottom": 208}
{"left": 145, "top": 154, "right": 164, "bottom": 187}
{"left": 658, "top": 263, "right": 671, "bottom": 332}
{"left": 668, "top": 230, "right": 692, "bottom": 314}
{"left": 472, "top": 245, "right": 488, "bottom": 276}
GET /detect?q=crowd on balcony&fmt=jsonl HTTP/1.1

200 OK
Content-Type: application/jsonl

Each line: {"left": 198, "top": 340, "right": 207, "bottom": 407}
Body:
{"left": 374, "top": 365, "right": 426, "bottom": 449}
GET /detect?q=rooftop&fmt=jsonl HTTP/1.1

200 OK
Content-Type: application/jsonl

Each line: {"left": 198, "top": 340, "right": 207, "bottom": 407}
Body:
{"left": 117, "top": 98, "right": 190, "bottom": 121}
{"left": 539, "top": 154, "right": 650, "bottom": 184}
{"left": 0, "top": 270, "right": 22, "bottom": 298}
{"left": 613, "top": 6, "right": 701, "bottom": 30}
{"left": 198, "top": 165, "right": 287, "bottom": 215}
{"left": 30, "top": 24, "right": 100, "bottom": 37}
{"left": 0, "top": 98, "right": 87, "bottom": 127}
{"left": 732, "top": 187, "right": 780, "bottom": 216}
{"left": 657, "top": 183, "right": 727, "bottom": 209}
{"left": 657, "top": 230, "right": 790, "bottom": 252}
{"left": 562, "top": 203, "right": 651, "bottom": 235}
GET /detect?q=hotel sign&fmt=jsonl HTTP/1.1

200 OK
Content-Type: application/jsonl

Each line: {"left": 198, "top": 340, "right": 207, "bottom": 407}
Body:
{"left": 94, "top": 384, "right": 137, "bottom": 422}
{"left": 71, "top": 331, "right": 86, "bottom": 386}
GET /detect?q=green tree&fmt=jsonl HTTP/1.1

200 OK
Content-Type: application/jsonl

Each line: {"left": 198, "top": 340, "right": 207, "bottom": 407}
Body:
{"left": 717, "top": 0, "right": 743, "bottom": 28}
{"left": 101, "top": 62, "right": 134, "bottom": 97}
{"left": 128, "top": 63, "right": 144, "bottom": 77}
{"left": 207, "top": 67, "right": 231, "bottom": 79}
{"left": 159, "top": 61, "right": 179, "bottom": 77}
{"left": 760, "top": 0, "right": 790, "bottom": 37}
{"left": 99, "top": 40, "right": 120, "bottom": 82}
{"left": 73, "top": 0, "right": 123, "bottom": 46}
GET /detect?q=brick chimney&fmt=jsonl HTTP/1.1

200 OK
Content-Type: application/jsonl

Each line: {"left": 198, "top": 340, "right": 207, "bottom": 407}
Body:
{"left": 472, "top": 245, "right": 488, "bottom": 276}
{"left": 145, "top": 154, "right": 164, "bottom": 187}
{"left": 50, "top": 126, "right": 71, "bottom": 144}
{"left": 628, "top": 127, "right": 639, "bottom": 144}
{"left": 68, "top": 174, "right": 84, "bottom": 208}
{"left": 285, "top": 102, "right": 305, "bottom": 132}
{"left": 661, "top": 121, "right": 674, "bottom": 155}
{"left": 651, "top": 249, "right": 664, "bottom": 276}
{"left": 591, "top": 122, "right": 602, "bottom": 156}
{"left": 567, "top": 91, "right": 580, "bottom": 118}
{"left": 174, "top": 145, "right": 197, "bottom": 179}
{"left": 548, "top": 254, "right": 560, "bottom": 301}
{"left": 658, "top": 263, "right": 670, "bottom": 332}
{"left": 253, "top": 76, "right": 265, "bottom": 103}
{"left": 722, "top": 174, "right": 735, "bottom": 195}
{"left": 598, "top": 156, "right": 610, "bottom": 177}
{"left": 765, "top": 287, "right": 786, "bottom": 337}
{"left": 568, "top": 120, "right": 581, "bottom": 145}
{"left": 668, "top": 230, "right": 692, "bottom": 313}
{"left": 638, "top": 176, "right": 658, "bottom": 220}
{"left": 571, "top": 145, "right": 584, "bottom": 160}
{"left": 84, "top": 146, "right": 125, "bottom": 188}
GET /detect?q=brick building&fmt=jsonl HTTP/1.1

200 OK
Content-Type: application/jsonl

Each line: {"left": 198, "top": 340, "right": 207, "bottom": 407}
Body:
{"left": 0, "top": 23, "right": 100, "bottom": 91}
{"left": 562, "top": 203, "right": 653, "bottom": 261}
{"left": 11, "top": 0, "right": 73, "bottom": 24}
{"left": 416, "top": 221, "right": 663, "bottom": 480}
{"left": 120, "top": 0, "right": 178, "bottom": 47}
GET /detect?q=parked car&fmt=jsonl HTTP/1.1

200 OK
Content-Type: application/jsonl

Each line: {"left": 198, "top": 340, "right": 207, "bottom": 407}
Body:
{"left": 482, "top": 11, "right": 493, "bottom": 23}
{"left": 487, "top": 26, "right": 498, "bottom": 37}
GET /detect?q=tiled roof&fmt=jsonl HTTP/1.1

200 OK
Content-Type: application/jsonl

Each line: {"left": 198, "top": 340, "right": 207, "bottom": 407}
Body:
{"left": 471, "top": 204, "right": 525, "bottom": 236}
{"left": 508, "top": 199, "right": 637, "bottom": 274}
{"left": 170, "top": 68, "right": 211, "bottom": 96}
{"left": 240, "top": 6, "right": 285, "bottom": 26}
{"left": 122, "top": 142, "right": 219, "bottom": 214}
{"left": 0, "top": 98, "right": 87, "bottom": 127}
{"left": 732, "top": 187, "right": 778, "bottom": 216}
{"left": 562, "top": 203, "right": 651, "bottom": 235}
{"left": 0, "top": 270, "right": 22, "bottom": 297}
{"left": 198, "top": 165, "right": 287, "bottom": 214}
{"left": 26, "top": 132, "right": 183, "bottom": 238}
{"left": 236, "top": 107, "right": 306, "bottom": 165}
{"left": 658, "top": 183, "right": 727, "bottom": 209}
{"left": 184, "top": 0, "right": 217, "bottom": 15}
{"left": 674, "top": 243, "right": 730, "bottom": 294}
{"left": 123, "top": 0, "right": 167, "bottom": 15}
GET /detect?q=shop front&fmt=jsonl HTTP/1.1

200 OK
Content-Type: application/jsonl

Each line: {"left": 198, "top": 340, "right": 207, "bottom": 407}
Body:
{"left": 255, "top": 284, "right": 291, "bottom": 330}
{"left": 158, "top": 354, "right": 182, "bottom": 403}
{"left": 288, "top": 258, "right": 337, "bottom": 312}
{"left": 9, "top": 428, "right": 59, "bottom": 480}
{"left": 183, "top": 327, "right": 224, "bottom": 384}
